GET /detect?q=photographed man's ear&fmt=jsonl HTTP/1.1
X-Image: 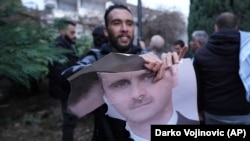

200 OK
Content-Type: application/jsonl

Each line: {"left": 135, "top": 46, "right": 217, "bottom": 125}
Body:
{"left": 170, "top": 64, "right": 178, "bottom": 88}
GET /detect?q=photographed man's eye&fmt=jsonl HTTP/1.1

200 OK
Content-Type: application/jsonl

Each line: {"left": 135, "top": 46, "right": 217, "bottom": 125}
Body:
{"left": 142, "top": 73, "right": 155, "bottom": 81}
{"left": 111, "top": 80, "right": 130, "bottom": 88}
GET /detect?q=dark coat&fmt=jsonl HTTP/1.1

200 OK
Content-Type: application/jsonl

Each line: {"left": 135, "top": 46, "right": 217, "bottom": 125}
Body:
{"left": 193, "top": 29, "right": 250, "bottom": 115}
{"left": 176, "top": 111, "right": 200, "bottom": 125}
{"left": 48, "top": 35, "right": 79, "bottom": 100}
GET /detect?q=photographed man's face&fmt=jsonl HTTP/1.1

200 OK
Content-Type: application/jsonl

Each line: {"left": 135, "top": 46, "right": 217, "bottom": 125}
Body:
{"left": 104, "top": 9, "right": 134, "bottom": 53}
{"left": 98, "top": 69, "right": 177, "bottom": 123}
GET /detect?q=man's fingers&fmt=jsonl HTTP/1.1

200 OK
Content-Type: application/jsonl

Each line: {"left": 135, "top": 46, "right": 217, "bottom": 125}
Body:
{"left": 172, "top": 52, "right": 179, "bottom": 64}
{"left": 179, "top": 46, "right": 188, "bottom": 60}
{"left": 154, "top": 65, "right": 165, "bottom": 82}
{"left": 140, "top": 53, "right": 163, "bottom": 72}
{"left": 161, "top": 52, "right": 179, "bottom": 69}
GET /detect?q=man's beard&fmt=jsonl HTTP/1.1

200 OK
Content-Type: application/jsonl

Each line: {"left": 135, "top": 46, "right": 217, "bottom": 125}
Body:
{"left": 109, "top": 34, "right": 133, "bottom": 53}
{"left": 64, "top": 34, "right": 76, "bottom": 44}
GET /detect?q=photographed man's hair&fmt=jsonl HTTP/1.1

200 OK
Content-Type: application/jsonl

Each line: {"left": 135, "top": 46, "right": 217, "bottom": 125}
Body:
{"left": 104, "top": 4, "right": 132, "bottom": 27}
{"left": 215, "top": 12, "right": 238, "bottom": 30}
{"left": 174, "top": 40, "right": 185, "bottom": 48}
{"left": 192, "top": 30, "right": 208, "bottom": 45}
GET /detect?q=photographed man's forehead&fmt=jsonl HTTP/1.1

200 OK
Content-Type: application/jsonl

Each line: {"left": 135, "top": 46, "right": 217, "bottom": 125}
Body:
{"left": 98, "top": 70, "right": 148, "bottom": 79}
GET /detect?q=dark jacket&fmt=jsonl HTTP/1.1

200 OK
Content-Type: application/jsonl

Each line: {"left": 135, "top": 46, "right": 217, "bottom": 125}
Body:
{"left": 176, "top": 111, "right": 200, "bottom": 125}
{"left": 61, "top": 43, "right": 142, "bottom": 141}
{"left": 48, "top": 35, "right": 79, "bottom": 100}
{"left": 194, "top": 29, "right": 250, "bottom": 115}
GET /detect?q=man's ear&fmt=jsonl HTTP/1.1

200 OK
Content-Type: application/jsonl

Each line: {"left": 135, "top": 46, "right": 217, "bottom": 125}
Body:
{"left": 104, "top": 26, "right": 109, "bottom": 37}
{"left": 198, "top": 41, "right": 203, "bottom": 48}
{"left": 235, "top": 25, "right": 238, "bottom": 30}
{"left": 171, "top": 64, "right": 179, "bottom": 88}
{"left": 59, "top": 29, "right": 65, "bottom": 35}
{"left": 214, "top": 24, "right": 219, "bottom": 32}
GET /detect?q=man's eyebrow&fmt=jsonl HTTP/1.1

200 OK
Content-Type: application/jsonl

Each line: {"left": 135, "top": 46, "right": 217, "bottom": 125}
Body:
{"left": 110, "top": 18, "right": 121, "bottom": 22}
{"left": 138, "top": 71, "right": 155, "bottom": 77}
{"left": 108, "top": 78, "right": 129, "bottom": 87}
{"left": 110, "top": 19, "right": 134, "bottom": 23}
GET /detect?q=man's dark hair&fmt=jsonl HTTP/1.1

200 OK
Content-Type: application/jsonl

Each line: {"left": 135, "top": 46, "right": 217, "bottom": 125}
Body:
{"left": 92, "top": 24, "right": 108, "bottom": 47}
{"left": 63, "top": 20, "right": 76, "bottom": 27}
{"left": 54, "top": 18, "right": 76, "bottom": 30}
{"left": 174, "top": 40, "right": 185, "bottom": 48}
{"left": 104, "top": 4, "right": 132, "bottom": 27}
{"left": 215, "top": 12, "right": 238, "bottom": 30}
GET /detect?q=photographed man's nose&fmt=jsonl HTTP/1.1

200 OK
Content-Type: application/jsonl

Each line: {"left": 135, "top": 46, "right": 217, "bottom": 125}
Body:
{"left": 131, "top": 82, "right": 146, "bottom": 100}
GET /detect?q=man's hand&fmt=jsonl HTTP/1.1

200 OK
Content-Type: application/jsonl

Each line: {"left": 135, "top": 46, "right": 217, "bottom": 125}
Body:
{"left": 140, "top": 48, "right": 187, "bottom": 82}
{"left": 140, "top": 52, "right": 163, "bottom": 82}
{"left": 179, "top": 45, "right": 188, "bottom": 60}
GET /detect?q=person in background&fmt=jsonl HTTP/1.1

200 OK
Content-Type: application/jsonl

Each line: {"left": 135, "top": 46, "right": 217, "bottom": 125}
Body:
{"left": 61, "top": 4, "right": 183, "bottom": 141}
{"left": 193, "top": 12, "right": 250, "bottom": 124}
{"left": 92, "top": 24, "right": 108, "bottom": 49}
{"left": 173, "top": 39, "right": 185, "bottom": 55}
{"left": 173, "top": 39, "right": 191, "bottom": 58}
{"left": 48, "top": 20, "right": 79, "bottom": 141}
{"left": 148, "top": 35, "right": 165, "bottom": 58}
{"left": 190, "top": 30, "right": 208, "bottom": 59}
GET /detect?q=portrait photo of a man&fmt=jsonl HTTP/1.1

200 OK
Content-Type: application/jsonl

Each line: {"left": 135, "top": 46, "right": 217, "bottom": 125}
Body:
{"left": 67, "top": 53, "right": 199, "bottom": 141}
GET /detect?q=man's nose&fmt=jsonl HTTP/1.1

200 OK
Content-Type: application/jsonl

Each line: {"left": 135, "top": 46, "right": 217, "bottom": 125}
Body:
{"left": 131, "top": 81, "right": 146, "bottom": 100}
{"left": 120, "top": 23, "right": 128, "bottom": 32}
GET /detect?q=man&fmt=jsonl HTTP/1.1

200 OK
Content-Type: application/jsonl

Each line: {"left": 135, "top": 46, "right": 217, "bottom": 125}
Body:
{"left": 48, "top": 20, "right": 78, "bottom": 141}
{"left": 66, "top": 53, "right": 199, "bottom": 141}
{"left": 61, "top": 4, "right": 183, "bottom": 141}
{"left": 194, "top": 12, "right": 250, "bottom": 124}
{"left": 148, "top": 35, "right": 165, "bottom": 58}
{"left": 190, "top": 30, "right": 208, "bottom": 57}
{"left": 92, "top": 24, "right": 108, "bottom": 49}
{"left": 173, "top": 39, "right": 191, "bottom": 58}
{"left": 173, "top": 39, "right": 185, "bottom": 55}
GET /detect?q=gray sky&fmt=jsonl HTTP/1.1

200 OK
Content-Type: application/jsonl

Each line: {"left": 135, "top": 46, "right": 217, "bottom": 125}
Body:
{"left": 21, "top": 0, "right": 190, "bottom": 17}
{"left": 127, "top": 0, "right": 190, "bottom": 17}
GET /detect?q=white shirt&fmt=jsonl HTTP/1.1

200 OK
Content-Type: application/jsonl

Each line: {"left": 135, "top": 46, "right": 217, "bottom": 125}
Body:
{"left": 125, "top": 111, "right": 178, "bottom": 141}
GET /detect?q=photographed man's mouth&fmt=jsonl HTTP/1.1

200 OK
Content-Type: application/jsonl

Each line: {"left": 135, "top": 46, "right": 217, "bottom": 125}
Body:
{"left": 130, "top": 100, "right": 151, "bottom": 110}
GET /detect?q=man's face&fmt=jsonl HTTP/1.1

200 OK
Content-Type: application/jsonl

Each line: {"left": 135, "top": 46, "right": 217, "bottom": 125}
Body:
{"left": 105, "top": 9, "right": 134, "bottom": 53}
{"left": 174, "top": 44, "right": 182, "bottom": 55}
{"left": 99, "top": 69, "right": 177, "bottom": 123}
{"left": 190, "top": 38, "right": 200, "bottom": 52}
{"left": 65, "top": 24, "right": 76, "bottom": 43}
